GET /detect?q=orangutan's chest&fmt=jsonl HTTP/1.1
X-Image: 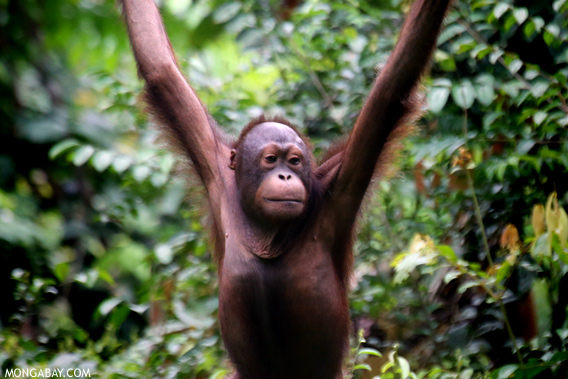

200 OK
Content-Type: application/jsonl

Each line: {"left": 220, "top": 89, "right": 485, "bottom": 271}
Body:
{"left": 219, "top": 240, "right": 340, "bottom": 312}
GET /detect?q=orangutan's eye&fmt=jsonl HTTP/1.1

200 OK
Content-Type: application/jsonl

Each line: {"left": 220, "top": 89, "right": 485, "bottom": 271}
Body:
{"left": 265, "top": 155, "right": 277, "bottom": 163}
{"left": 288, "top": 157, "right": 300, "bottom": 165}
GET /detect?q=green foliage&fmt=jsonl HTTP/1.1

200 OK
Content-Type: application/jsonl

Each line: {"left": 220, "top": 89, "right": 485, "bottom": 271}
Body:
{"left": 384, "top": 192, "right": 568, "bottom": 378}
{"left": 1, "top": 0, "right": 567, "bottom": 378}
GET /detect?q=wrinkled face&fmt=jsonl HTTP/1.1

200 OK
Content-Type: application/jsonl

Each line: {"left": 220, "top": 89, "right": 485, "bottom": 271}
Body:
{"left": 230, "top": 122, "right": 312, "bottom": 224}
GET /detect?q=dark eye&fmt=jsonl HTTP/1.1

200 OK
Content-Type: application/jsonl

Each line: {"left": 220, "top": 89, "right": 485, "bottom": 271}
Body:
{"left": 288, "top": 157, "right": 300, "bottom": 165}
{"left": 265, "top": 155, "right": 277, "bottom": 163}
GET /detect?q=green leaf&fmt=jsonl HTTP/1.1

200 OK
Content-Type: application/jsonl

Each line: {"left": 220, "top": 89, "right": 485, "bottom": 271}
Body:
{"left": 358, "top": 348, "right": 382, "bottom": 357}
{"left": 353, "top": 363, "right": 372, "bottom": 371}
{"left": 436, "top": 51, "right": 457, "bottom": 72}
{"left": 524, "top": 69, "right": 539, "bottom": 80}
{"left": 92, "top": 151, "right": 114, "bottom": 172}
{"left": 453, "top": 36, "right": 476, "bottom": 54}
{"left": 495, "top": 261, "right": 512, "bottom": 283}
{"left": 444, "top": 270, "right": 460, "bottom": 284}
{"left": 496, "top": 161, "right": 507, "bottom": 181}
{"left": 155, "top": 244, "right": 174, "bottom": 265}
{"left": 438, "top": 24, "right": 466, "bottom": 44}
{"left": 516, "top": 139, "right": 535, "bottom": 154}
{"left": 72, "top": 146, "right": 95, "bottom": 166}
{"left": 133, "top": 165, "right": 152, "bottom": 182}
{"left": 530, "top": 81, "right": 549, "bottom": 98}
{"left": 546, "top": 24, "right": 560, "bottom": 38}
{"left": 508, "top": 59, "right": 523, "bottom": 74}
{"left": 533, "top": 17, "right": 545, "bottom": 32}
{"left": 397, "top": 356, "right": 410, "bottom": 379}
{"left": 184, "top": 1, "right": 212, "bottom": 29}
{"left": 513, "top": 8, "right": 528, "bottom": 24}
{"left": 553, "top": 0, "right": 566, "bottom": 12}
{"left": 458, "top": 281, "right": 480, "bottom": 294}
{"left": 129, "top": 304, "right": 149, "bottom": 314}
{"left": 18, "top": 117, "right": 66, "bottom": 143}
{"left": 504, "top": 14, "right": 516, "bottom": 31}
{"left": 382, "top": 361, "right": 394, "bottom": 373}
{"left": 489, "top": 49, "right": 504, "bottom": 64}
{"left": 470, "top": 44, "right": 491, "bottom": 59}
{"left": 496, "top": 364, "right": 518, "bottom": 379}
{"left": 98, "top": 298, "right": 122, "bottom": 317}
{"left": 97, "top": 269, "right": 115, "bottom": 286}
{"left": 54, "top": 262, "right": 70, "bottom": 282}
{"left": 109, "top": 304, "right": 130, "bottom": 327}
{"left": 437, "top": 245, "right": 457, "bottom": 263}
{"left": 165, "top": 0, "right": 191, "bottom": 14}
{"left": 533, "top": 111, "right": 547, "bottom": 126}
{"left": 493, "top": 3, "right": 510, "bottom": 19}
{"left": 428, "top": 87, "right": 450, "bottom": 113}
{"left": 475, "top": 83, "right": 495, "bottom": 106}
{"left": 524, "top": 21, "right": 536, "bottom": 38}
{"left": 503, "top": 81, "right": 524, "bottom": 97}
{"left": 558, "top": 49, "right": 568, "bottom": 64}
{"left": 112, "top": 156, "right": 132, "bottom": 174}
{"left": 451, "top": 80, "right": 476, "bottom": 109}
{"left": 432, "top": 78, "right": 452, "bottom": 87}
{"left": 49, "top": 139, "right": 79, "bottom": 160}
{"left": 210, "top": 370, "right": 231, "bottom": 379}
{"left": 213, "top": 2, "right": 242, "bottom": 24}
{"left": 151, "top": 172, "right": 168, "bottom": 187}
{"left": 517, "top": 366, "right": 550, "bottom": 378}
{"left": 427, "top": 367, "right": 443, "bottom": 377}
{"left": 544, "top": 30, "right": 555, "bottom": 45}
{"left": 550, "top": 351, "right": 568, "bottom": 363}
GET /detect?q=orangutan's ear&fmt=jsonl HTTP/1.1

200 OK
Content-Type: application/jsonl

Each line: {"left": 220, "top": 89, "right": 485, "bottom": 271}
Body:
{"left": 229, "top": 149, "right": 237, "bottom": 170}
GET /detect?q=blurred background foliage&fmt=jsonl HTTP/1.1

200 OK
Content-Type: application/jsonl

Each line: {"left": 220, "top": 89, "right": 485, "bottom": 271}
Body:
{"left": 1, "top": 0, "right": 567, "bottom": 378}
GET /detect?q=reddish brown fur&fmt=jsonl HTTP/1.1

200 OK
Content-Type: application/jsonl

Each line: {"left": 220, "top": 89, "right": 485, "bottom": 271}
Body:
{"left": 234, "top": 115, "right": 300, "bottom": 149}
{"left": 233, "top": 114, "right": 317, "bottom": 171}
{"left": 280, "top": 0, "right": 302, "bottom": 20}
{"left": 120, "top": 0, "right": 452, "bottom": 377}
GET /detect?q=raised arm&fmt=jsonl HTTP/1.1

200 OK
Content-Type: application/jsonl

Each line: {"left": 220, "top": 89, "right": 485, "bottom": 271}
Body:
{"left": 120, "top": 0, "right": 229, "bottom": 190}
{"left": 330, "top": 0, "right": 452, "bottom": 205}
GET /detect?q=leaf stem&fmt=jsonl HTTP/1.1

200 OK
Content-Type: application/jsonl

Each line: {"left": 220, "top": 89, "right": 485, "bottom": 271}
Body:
{"left": 461, "top": 109, "right": 524, "bottom": 365}
{"left": 456, "top": 17, "right": 568, "bottom": 114}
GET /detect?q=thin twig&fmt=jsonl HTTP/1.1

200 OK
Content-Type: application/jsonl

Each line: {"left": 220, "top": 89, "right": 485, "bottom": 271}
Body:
{"left": 456, "top": 18, "right": 568, "bottom": 114}
{"left": 461, "top": 109, "right": 525, "bottom": 365}
{"left": 288, "top": 40, "right": 335, "bottom": 110}
{"left": 456, "top": 19, "right": 531, "bottom": 89}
